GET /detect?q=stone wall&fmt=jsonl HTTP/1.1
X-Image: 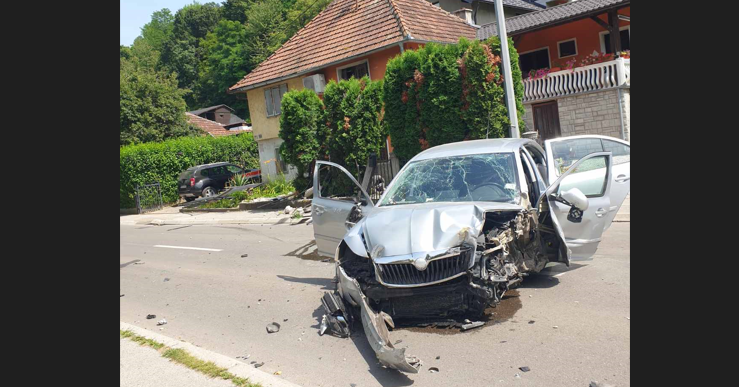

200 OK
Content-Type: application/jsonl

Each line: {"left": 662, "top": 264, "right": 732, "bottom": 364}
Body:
{"left": 524, "top": 87, "right": 630, "bottom": 141}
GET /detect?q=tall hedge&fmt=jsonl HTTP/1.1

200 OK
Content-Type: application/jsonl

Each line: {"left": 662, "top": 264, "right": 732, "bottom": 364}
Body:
{"left": 120, "top": 133, "right": 259, "bottom": 208}
{"left": 323, "top": 76, "right": 385, "bottom": 176}
{"left": 278, "top": 88, "right": 326, "bottom": 179}
{"left": 383, "top": 37, "right": 525, "bottom": 162}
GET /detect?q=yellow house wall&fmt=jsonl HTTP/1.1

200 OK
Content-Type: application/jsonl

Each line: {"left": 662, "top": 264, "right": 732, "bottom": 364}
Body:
{"left": 246, "top": 77, "right": 304, "bottom": 141}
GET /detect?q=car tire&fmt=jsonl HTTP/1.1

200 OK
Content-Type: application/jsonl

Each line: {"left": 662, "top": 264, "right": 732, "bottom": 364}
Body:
{"left": 202, "top": 186, "right": 217, "bottom": 197}
{"left": 184, "top": 197, "right": 196, "bottom": 202}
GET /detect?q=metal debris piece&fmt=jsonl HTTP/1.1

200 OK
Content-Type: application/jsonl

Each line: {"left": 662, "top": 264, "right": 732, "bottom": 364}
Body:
{"left": 283, "top": 318, "right": 288, "bottom": 322}
{"left": 320, "top": 258, "right": 331, "bottom": 263}
{"left": 241, "top": 254, "right": 249, "bottom": 258}
{"left": 428, "top": 367, "right": 439, "bottom": 373}
{"left": 461, "top": 321, "right": 484, "bottom": 331}
{"left": 146, "top": 314, "right": 156, "bottom": 319}
{"left": 254, "top": 362, "right": 264, "bottom": 368}
{"left": 519, "top": 366, "right": 530, "bottom": 372}
{"left": 528, "top": 320, "right": 535, "bottom": 324}
{"left": 553, "top": 325, "right": 559, "bottom": 329}
{"left": 266, "top": 322, "right": 281, "bottom": 333}
{"left": 436, "top": 356, "right": 440, "bottom": 360}
{"left": 157, "top": 318, "right": 167, "bottom": 326}
{"left": 120, "top": 294, "right": 125, "bottom": 297}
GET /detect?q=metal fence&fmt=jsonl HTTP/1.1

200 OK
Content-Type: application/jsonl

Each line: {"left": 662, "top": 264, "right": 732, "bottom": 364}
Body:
{"left": 363, "top": 154, "right": 403, "bottom": 202}
{"left": 135, "top": 182, "right": 163, "bottom": 214}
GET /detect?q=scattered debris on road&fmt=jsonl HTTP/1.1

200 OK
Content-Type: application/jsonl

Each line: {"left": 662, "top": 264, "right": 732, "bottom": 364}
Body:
{"left": 146, "top": 314, "right": 156, "bottom": 319}
{"left": 283, "top": 318, "right": 288, "bottom": 322}
{"left": 528, "top": 320, "right": 536, "bottom": 324}
{"left": 157, "top": 318, "right": 167, "bottom": 326}
{"left": 163, "top": 278, "right": 170, "bottom": 282}
{"left": 134, "top": 261, "right": 145, "bottom": 265}
{"left": 461, "top": 321, "right": 485, "bottom": 331}
{"left": 274, "top": 371, "right": 282, "bottom": 375}
{"left": 254, "top": 362, "right": 264, "bottom": 368}
{"left": 553, "top": 325, "right": 559, "bottom": 329}
{"left": 428, "top": 367, "right": 439, "bottom": 373}
{"left": 241, "top": 254, "right": 249, "bottom": 258}
{"left": 266, "top": 322, "right": 281, "bottom": 333}
{"left": 589, "top": 381, "right": 615, "bottom": 387}
{"left": 436, "top": 356, "right": 441, "bottom": 360}
{"left": 519, "top": 366, "right": 530, "bottom": 372}
{"left": 394, "top": 340, "right": 402, "bottom": 345}
{"left": 515, "top": 373, "right": 522, "bottom": 379}
{"left": 120, "top": 294, "right": 125, "bottom": 297}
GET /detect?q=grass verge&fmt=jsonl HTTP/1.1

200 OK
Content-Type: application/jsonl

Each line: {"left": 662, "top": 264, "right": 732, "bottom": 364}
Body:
{"left": 120, "top": 330, "right": 261, "bottom": 387}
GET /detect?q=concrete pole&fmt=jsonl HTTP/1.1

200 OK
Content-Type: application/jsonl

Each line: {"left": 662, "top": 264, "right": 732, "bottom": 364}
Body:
{"left": 494, "top": 0, "right": 519, "bottom": 138}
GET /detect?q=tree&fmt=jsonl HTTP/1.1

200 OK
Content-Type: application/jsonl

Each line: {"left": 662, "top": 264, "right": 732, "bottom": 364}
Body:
{"left": 140, "top": 8, "right": 174, "bottom": 52}
{"left": 323, "top": 77, "right": 385, "bottom": 176}
{"left": 282, "top": 0, "right": 332, "bottom": 38}
{"left": 278, "top": 89, "right": 325, "bottom": 179}
{"left": 221, "top": 0, "right": 253, "bottom": 23}
{"left": 159, "top": 2, "right": 222, "bottom": 107}
{"left": 120, "top": 52, "right": 200, "bottom": 146}
{"left": 197, "top": 19, "right": 251, "bottom": 117}
{"left": 244, "top": 0, "right": 286, "bottom": 69}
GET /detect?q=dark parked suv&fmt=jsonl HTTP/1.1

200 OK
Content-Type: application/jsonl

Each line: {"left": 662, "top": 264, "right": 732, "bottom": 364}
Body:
{"left": 177, "top": 162, "right": 260, "bottom": 201}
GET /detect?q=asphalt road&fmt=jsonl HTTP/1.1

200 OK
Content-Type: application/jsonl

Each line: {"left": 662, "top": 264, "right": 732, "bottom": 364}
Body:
{"left": 120, "top": 221, "right": 629, "bottom": 387}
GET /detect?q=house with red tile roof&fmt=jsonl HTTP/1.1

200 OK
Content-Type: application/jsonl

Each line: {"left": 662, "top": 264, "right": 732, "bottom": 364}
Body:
{"left": 229, "top": 0, "right": 484, "bottom": 180}
{"left": 186, "top": 113, "right": 243, "bottom": 138}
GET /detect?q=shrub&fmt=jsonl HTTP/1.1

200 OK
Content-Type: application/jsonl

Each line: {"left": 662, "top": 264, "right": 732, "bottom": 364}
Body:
{"left": 278, "top": 88, "right": 326, "bottom": 178}
{"left": 120, "top": 133, "right": 259, "bottom": 208}
{"left": 383, "top": 37, "right": 524, "bottom": 162}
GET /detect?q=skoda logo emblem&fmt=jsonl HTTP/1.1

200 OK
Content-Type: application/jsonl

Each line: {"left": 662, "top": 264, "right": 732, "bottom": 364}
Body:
{"left": 413, "top": 256, "right": 429, "bottom": 271}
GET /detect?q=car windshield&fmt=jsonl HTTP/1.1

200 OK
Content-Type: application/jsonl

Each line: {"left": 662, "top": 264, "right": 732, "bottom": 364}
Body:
{"left": 379, "top": 153, "right": 519, "bottom": 206}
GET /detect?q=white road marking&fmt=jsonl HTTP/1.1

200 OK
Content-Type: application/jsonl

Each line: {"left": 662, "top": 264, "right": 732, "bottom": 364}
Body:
{"left": 154, "top": 245, "right": 223, "bottom": 252}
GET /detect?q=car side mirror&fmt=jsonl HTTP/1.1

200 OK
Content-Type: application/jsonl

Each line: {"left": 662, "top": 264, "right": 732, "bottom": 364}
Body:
{"left": 560, "top": 188, "right": 588, "bottom": 211}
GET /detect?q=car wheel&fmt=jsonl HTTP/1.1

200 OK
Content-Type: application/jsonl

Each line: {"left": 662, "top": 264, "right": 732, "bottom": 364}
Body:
{"left": 184, "top": 197, "right": 196, "bottom": 202}
{"left": 202, "top": 186, "right": 217, "bottom": 197}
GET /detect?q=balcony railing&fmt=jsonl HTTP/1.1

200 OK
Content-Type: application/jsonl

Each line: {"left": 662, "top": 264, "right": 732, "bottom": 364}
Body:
{"left": 522, "top": 58, "right": 630, "bottom": 103}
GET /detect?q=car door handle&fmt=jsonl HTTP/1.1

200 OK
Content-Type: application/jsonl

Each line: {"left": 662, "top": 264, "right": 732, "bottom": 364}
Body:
{"left": 595, "top": 208, "right": 608, "bottom": 217}
{"left": 615, "top": 174, "right": 630, "bottom": 183}
{"left": 314, "top": 206, "right": 325, "bottom": 216}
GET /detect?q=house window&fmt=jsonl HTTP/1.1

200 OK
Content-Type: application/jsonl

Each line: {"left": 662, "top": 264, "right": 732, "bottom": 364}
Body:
{"left": 600, "top": 26, "right": 630, "bottom": 54}
{"left": 518, "top": 47, "right": 550, "bottom": 78}
{"left": 337, "top": 61, "right": 369, "bottom": 81}
{"left": 557, "top": 39, "right": 577, "bottom": 58}
{"left": 264, "top": 84, "right": 288, "bottom": 117}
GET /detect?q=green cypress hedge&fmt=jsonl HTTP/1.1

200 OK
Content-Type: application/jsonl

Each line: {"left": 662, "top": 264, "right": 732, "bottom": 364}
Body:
{"left": 120, "top": 133, "right": 259, "bottom": 208}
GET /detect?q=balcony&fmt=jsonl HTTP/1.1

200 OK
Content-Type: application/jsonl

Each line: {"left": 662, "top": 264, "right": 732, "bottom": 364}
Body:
{"left": 522, "top": 58, "right": 630, "bottom": 103}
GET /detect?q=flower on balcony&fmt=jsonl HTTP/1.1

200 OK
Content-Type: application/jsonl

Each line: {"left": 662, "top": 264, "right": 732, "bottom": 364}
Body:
{"left": 618, "top": 50, "right": 630, "bottom": 59}
{"left": 528, "top": 67, "right": 550, "bottom": 80}
{"left": 579, "top": 51, "right": 615, "bottom": 67}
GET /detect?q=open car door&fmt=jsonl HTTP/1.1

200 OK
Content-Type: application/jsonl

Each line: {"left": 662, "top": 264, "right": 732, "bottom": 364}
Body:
{"left": 539, "top": 152, "right": 614, "bottom": 261}
{"left": 312, "top": 161, "right": 374, "bottom": 257}
{"left": 544, "top": 136, "right": 630, "bottom": 231}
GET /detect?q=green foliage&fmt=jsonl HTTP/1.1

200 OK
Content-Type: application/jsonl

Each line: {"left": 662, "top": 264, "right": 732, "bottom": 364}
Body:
{"left": 278, "top": 89, "right": 325, "bottom": 178}
{"left": 383, "top": 37, "right": 525, "bottom": 162}
{"left": 159, "top": 2, "right": 223, "bottom": 106}
{"left": 197, "top": 19, "right": 251, "bottom": 115}
{"left": 227, "top": 172, "right": 255, "bottom": 187}
{"left": 120, "top": 133, "right": 259, "bottom": 208}
{"left": 120, "top": 52, "right": 200, "bottom": 145}
{"left": 199, "top": 174, "right": 295, "bottom": 208}
{"left": 322, "top": 76, "right": 385, "bottom": 176}
{"left": 243, "top": 0, "right": 286, "bottom": 70}
{"left": 140, "top": 8, "right": 174, "bottom": 52}
{"left": 221, "top": 0, "right": 252, "bottom": 23}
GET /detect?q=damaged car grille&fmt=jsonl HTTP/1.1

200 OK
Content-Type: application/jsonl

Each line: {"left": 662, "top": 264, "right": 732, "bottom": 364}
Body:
{"left": 376, "top": 249, "right": 473, "bottom": 286}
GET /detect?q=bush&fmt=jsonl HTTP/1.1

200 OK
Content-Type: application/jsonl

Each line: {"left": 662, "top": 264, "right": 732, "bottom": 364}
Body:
{"left": 120, "top": 133, "right": 259, "bottom": 208}
{"left": 278, "top": 88, "right": 326, "bottom": 178}
{"left": 383, "top": 37, "right": 524, "bottom": 162}
{"left": 323, "top": 76, "right": 385, "bottom": 177}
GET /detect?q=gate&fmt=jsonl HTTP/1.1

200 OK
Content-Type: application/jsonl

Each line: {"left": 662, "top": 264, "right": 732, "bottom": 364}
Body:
{"left": 135, "top": 182, "right": 163, "bottom": 214}
{"left": 362, "top": 154, "right": 403, "bottom": 202}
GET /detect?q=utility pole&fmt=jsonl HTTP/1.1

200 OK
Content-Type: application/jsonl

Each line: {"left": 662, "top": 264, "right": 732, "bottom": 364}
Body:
{"left": 494, "top": 0, "right": 519, "bottom": 138}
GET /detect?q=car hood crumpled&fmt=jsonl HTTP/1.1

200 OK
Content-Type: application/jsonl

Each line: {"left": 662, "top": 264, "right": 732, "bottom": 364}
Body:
{"left": 360, "top": 202, "right": 524, "bottom": 259}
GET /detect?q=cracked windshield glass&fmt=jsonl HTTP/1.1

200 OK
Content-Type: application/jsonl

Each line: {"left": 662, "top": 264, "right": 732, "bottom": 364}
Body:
{"left": 379, "top": 153, "right": 519, "bottom": 206}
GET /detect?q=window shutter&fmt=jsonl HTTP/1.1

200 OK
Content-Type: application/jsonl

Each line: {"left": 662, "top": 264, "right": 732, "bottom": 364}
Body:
{"left": 264, "top": 88, "right": 274, "bottom": 116}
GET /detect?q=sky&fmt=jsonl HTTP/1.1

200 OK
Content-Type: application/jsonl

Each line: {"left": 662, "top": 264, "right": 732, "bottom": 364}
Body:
{"left": 120, "top": 0, "right": 199, "bottom": 46}
{"left": 121, "top": 0, "right": 551, "bottom": 46}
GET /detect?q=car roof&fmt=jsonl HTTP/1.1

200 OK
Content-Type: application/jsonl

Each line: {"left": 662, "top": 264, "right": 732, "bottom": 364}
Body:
{"left": 411, "top": 138, "right": 537, "bottom": 161}
{"left": 194, "top": 162, "right": 233, "bottom": 169}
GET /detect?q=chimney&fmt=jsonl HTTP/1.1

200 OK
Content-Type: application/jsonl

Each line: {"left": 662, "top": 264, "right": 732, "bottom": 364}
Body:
{"left": 453, "top": 8, "right": 474, "bottom": 25}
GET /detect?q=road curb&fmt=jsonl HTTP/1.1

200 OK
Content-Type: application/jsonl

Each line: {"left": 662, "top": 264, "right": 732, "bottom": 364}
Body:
{"left": 120, "top": 322, "right": 303, "bottom": 387}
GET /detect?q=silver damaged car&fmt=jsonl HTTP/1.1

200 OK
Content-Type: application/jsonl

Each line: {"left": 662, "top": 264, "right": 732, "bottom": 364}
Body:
{"left": 311, "top": 136, "right": 630, "bottom": 373}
